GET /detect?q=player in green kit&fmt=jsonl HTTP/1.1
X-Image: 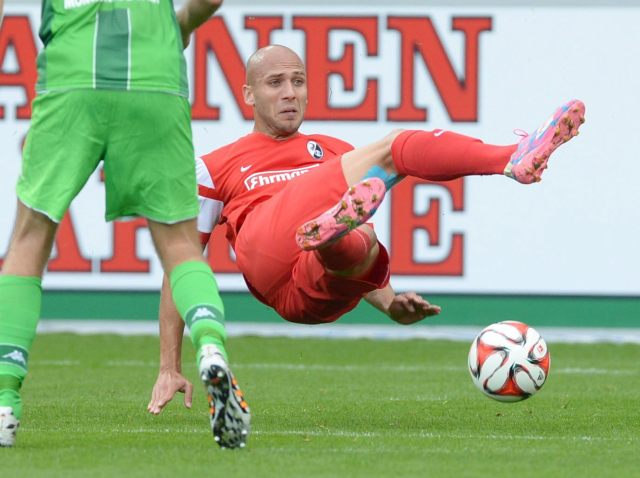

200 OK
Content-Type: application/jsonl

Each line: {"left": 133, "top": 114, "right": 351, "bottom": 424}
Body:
{"left": 0, "top": 0, "right": 250, "bottom": 449}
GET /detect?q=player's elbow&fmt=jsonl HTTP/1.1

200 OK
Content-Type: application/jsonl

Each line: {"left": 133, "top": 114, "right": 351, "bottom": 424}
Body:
{"left": 192, "top": 0, "right": 223, "bottom": 15}
{"left": 205, "top": 0, "right": 223, "bottom": 11}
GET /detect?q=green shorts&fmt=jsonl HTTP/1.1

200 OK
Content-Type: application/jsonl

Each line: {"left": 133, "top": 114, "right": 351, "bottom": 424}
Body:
{"left": 18, "top": 89, "right": 198, "bottom": 223}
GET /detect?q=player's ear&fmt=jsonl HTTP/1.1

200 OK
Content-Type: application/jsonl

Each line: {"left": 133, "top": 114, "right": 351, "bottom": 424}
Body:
{"left": 242, "top": 84, "right": 254, "bottom": 106}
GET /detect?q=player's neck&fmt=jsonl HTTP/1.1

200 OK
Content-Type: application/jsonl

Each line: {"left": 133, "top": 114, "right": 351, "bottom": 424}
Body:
{"left": 252, "top": 127, "right": 300, "bottom": 141}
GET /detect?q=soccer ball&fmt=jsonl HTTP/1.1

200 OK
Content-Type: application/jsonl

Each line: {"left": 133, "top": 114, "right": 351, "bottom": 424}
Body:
{"left": 468, "top": 321, "right": 550, "bottom": 402}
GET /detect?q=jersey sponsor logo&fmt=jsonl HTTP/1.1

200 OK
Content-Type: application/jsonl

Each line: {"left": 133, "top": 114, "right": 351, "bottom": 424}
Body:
{"left": 306, "top": 141, "right": 324, "bottom": 159}
{"left": 244, "top": 164, "right": 320, "bottom": 191}
{"left": 240, "top": 165, "right": 253, "bottom": 172}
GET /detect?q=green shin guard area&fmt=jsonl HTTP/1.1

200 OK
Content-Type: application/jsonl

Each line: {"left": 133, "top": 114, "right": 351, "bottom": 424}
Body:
{"left": 169, "top": 261, "right": 228, "bottom": 357}
{"left": 0, "top": 275, "right": 42, "bottom": 351}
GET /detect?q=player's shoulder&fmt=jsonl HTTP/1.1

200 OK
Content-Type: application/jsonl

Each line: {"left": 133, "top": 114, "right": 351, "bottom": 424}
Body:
{"left": 303, "top": 133, "right": 354, "bottom": 154}
{"left": 200, "top": 136, "right": 244, "bottom": 162}
{"left": 198, "top": 133, "right": 255, "bottom": 169}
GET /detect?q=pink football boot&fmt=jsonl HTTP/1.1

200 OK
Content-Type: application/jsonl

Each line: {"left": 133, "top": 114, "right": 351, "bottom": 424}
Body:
{"left": 296, "top": 178, "right": 386, "bottom": 251}
{"left": 505, "top": 99, "right": 586, "bottom": 184}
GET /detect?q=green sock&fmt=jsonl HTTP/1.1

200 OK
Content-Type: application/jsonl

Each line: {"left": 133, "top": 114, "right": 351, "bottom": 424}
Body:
{"left": 169, "top": 261, "right": 228, "bottom": 361}
{"left": 0, "top": 275, "right": 42, "bottom": 419}
{"left": 0, "top": 378, "right": 22, "bottom": 419}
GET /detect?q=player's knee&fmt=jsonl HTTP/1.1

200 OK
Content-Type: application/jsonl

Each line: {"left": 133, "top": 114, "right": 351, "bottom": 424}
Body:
{"left": 147, "top": 219, "right": 204, "bottom": 274}
{"left": 316, "top": 225, "right": 378, "bottom": 276}
{"left": 11, "top": 203, "right": 58, "bottom": 248}
{"left": 386, "top": 128, "right": 407, "bottom": 141}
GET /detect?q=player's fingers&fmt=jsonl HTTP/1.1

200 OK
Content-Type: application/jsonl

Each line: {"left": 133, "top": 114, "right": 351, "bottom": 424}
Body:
{"left": 418, "top": 301, "right": 435, "bottom": 311}
{"left": 147, "top": 391, "right": 155, "bottom": 410}
{"left": 406, "top": 294, "right": 429, "bottom": 309}
{"left": 397, "top": 295, "right": 412, "bottom": 308}
{"left": 183, "top": 381, "right": 194, "bottom": 409}
{"left": 148, "top": 388, "right": 162, "bottom": 413}
{"left": 400, "top": 295, "right": 417, "bottom": 312}
{"left": 427, "top": 304, "right": 442, "bottom": 315}
{"left": 148, "top": 400, "right": 159, "bottom": 414}
{"left": 411, "top": 302, "right": 440, "bottom": 319}
{"left": 149, "top": 397, "right": 163, "bottom": 415}
{"left": 153, "top": 393, "right": 173, "bottom": 415}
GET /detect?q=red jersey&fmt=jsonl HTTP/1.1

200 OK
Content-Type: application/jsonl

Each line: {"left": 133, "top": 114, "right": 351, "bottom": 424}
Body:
{"left": 196, "top": 131, "right": 354, "bottom": 247}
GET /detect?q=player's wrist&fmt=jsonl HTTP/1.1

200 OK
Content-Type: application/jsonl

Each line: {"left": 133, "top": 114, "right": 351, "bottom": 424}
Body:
{"left": 159, "top": 361, "right": 182, "bottom": 373}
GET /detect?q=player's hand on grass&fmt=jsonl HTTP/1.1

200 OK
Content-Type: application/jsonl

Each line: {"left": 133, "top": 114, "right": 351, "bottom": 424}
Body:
{"left": 147, "top": 370, "right": 193, "bottom": 415}
{"left": 388, "top": 292, "right": 441, "bottom": 325}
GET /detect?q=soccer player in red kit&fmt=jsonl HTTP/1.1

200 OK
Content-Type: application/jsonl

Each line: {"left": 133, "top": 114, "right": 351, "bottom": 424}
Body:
{"left": 148, "top": 44, "right": 585, "bottom": 415}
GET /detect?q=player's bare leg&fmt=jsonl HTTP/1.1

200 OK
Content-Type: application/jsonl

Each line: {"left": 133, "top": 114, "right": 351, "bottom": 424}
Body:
{"left": 298, "top": 100, "right": 585, "bottom": 253}
{"left": 341, "top": 99, "right": 586, "bottom": 188}
{"left": 0, "top": 201, "right": 59, "bottom": 447}
{"left": 340, "top": 130, "right": 404, "bottom": 188}
{"left": 149, "top": 219, "right": 251, "bottom": 449}
{"left": 147, "top": 219, "right": 205, "bottom": 274}
{"left": 1, "top": 201, "right": 58, "bottom": 277}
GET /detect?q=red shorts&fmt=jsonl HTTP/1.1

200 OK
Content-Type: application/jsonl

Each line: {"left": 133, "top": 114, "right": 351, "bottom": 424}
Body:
{"left": 234, "top": 157, "right": 390, "bottom": 324}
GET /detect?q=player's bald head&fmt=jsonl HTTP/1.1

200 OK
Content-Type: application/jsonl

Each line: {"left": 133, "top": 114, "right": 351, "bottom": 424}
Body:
{"left": 242, "top": 45, "right": 308, "bottom": 139}
{"left": 245, "top": 45, "right": 305, "bottom": 86}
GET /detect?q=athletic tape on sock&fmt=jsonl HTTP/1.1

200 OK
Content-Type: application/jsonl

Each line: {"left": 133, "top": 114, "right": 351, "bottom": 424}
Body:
{"left": 363, "top": 165, "right": 404, "bottom": 189}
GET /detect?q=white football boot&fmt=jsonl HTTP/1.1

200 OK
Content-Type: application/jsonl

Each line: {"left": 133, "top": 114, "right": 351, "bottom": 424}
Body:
{"left": 198, "top": 344, "right": 250, "bottom": 449}
{"left": 0, "top": 407, "right": 19, "bottom": 447}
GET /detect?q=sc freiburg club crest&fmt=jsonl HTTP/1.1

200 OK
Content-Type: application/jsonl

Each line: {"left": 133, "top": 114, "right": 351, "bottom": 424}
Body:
{"left": 307, "top": 141, "right": 324, "bottom": 159}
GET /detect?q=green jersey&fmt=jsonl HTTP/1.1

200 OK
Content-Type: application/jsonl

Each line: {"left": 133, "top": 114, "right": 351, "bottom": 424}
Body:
{"left": 36, "top": 0, "right": 188, "bottom": 96}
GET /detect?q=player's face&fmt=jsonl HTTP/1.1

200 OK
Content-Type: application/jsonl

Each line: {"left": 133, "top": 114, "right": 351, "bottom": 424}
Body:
{"left": 244, "top": 54, "right": 307, "bottom": 139}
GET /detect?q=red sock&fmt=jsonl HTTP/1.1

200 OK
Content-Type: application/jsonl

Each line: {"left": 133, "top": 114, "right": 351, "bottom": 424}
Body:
{"left": 391, "top": 130, "right": 517, "bottom": 181}
{"left": 315, "top": 228, "right": 372, "bottom": 272}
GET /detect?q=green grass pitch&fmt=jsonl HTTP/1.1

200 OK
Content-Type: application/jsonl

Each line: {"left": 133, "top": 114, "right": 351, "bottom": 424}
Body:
{"left": 3, "top": 334, "right": 639, "bottom": 477}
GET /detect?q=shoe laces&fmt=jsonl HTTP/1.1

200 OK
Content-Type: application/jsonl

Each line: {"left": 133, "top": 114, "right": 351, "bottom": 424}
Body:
{"left": 513, "top": 128, "right": 529, "bottom": 138}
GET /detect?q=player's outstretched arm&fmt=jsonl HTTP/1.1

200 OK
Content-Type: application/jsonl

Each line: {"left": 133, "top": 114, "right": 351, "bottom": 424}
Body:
{"left": 147, "top": 275, "right": 193, "bottom": 415}
{"left": 176, "top": 0, "right": 223, "bottom": 48}
{"left": 364, "top": 285, "right": 441, "bottom": 325}
{"left": 0, "top": 0, "right": 5, "bottom": 28}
